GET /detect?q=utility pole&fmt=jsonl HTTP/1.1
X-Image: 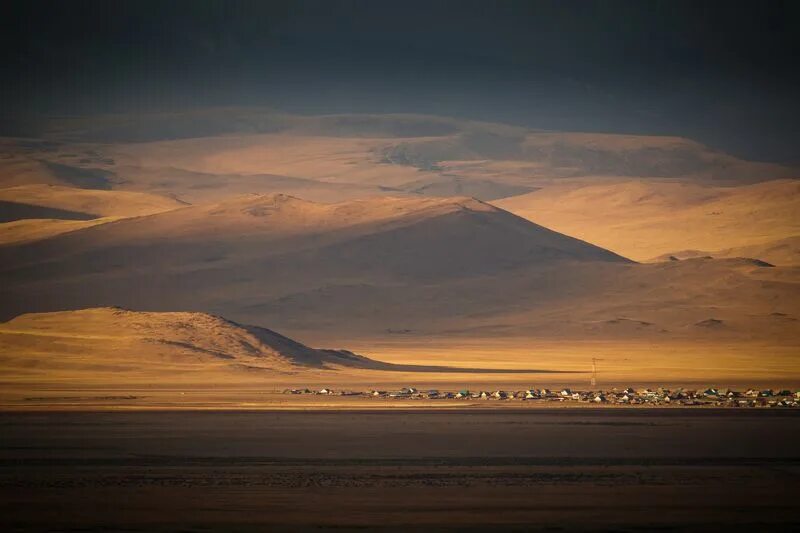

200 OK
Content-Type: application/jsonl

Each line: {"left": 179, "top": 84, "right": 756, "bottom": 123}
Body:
{"left": 590, "top": 357, "right": 598, "bottom": 387}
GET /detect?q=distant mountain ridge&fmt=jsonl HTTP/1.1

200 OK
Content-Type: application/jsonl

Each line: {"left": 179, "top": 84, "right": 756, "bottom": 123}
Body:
{"left": 0, "top": 190, "right": 796, "bottom": 348}
{"left": 2, "top": 110, "right": 793, "bottom": 207}
{"left": 0, "top": 192, "right": 633, "bottom": 330}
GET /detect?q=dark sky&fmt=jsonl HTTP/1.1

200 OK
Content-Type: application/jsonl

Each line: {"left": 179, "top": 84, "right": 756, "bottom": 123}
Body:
{"left": 2, "top": 0, "right": 799, "bottom": 162}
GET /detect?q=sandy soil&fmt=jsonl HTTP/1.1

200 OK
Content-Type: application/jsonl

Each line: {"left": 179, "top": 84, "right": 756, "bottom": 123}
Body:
{"left": 1, "top": 410, "right": 797, "bottom": 530}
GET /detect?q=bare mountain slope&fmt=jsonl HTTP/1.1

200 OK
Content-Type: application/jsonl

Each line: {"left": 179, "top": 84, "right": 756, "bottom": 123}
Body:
{"left": 0, "top": 184, "right": 188, "bottom": 245}
{"left": 495, "top": 179, "right": 800, "bottom": 263}
{"left": 0, "top": 184, "right": 186, "bottom": 219}
{"left": 0, "top": 307, "right": 562, "bottom": 385}
{"left": 0, "top": 193, "right": 627, "bottom": 267}
{"left": 0, "top": 194, "right": 627, "bottom": 326}
{"left": 0, "top": 218, "right": 110, "bottom": 246}
{"left": 0, "top": 307, "right": 382, "bottom": 379}
{"left": 5, "top": 110, "right": 794, "bottom": 205}
{"left": 0, "top": 193, "right": 797, "bottom": 347}
{"left": 651, "top": 236, "right": 800, "bottom": 267}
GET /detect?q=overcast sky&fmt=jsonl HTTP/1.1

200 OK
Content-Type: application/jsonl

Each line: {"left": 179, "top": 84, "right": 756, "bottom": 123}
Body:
{"left": 2, "top": 0, "right": 798, "bottom": 162}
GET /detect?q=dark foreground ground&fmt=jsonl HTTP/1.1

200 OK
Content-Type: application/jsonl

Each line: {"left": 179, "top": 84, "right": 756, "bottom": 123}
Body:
{"left": 1, "top": 409, "right": 798, "bottom": 531}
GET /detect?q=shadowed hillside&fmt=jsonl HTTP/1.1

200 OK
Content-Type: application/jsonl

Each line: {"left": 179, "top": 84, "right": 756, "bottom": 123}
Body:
{"left": 0, "top": 192, "right": 797, "bottom": 348}
{"left": 0, "top": 193, "right": 629, "bottom": 329}
{"left": 0, "top": 184, "right": 188, "bottom": 245}
{"left": 0, "top": 307, "right": 564, "bottom": 384}
{"left": 0, "top": 184, "right": 186, "bottom": 218}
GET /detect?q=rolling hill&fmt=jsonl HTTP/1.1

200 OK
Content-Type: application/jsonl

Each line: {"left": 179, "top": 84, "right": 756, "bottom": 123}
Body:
{"left": 0, "top": 307, "right": 566, "bottom": 386}
{"left": 0, "top": 192, "right": 796, "bottom": 348}
{"left": 651, "top": 236, "right": 800, "bottom": 266}
{"left": 495, "top": 178, "right": 800, "bottom": 264}
{"left": 0, "top": 184, "right": 186, "bottom": 219}
{"left": 3, "top": 109, "right": 794, "bottom": 205}
{"left": 0, "top": 307, "right": 396, "bottom": 383}
{"left": 0, "top": 218, "right": 111, "bottom": 246}
{"left": 0, "top": 184, "right": 188, "bottom": 245}
{"left": 0, "top": 193, "right": 624, "bottom": 330}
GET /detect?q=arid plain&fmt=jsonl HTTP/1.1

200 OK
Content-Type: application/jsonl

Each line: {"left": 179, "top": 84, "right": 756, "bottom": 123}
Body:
{"left": 2, "top": 410, "right": 798, "bottom": 531}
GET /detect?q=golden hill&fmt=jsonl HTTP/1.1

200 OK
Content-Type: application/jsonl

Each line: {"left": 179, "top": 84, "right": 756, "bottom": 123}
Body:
{"left": 650, "top": 235, "right": 800, "bottom": 266}
{"left": 0, "top": 184, "right": 187, "bottom": 245}
{"left": 4, "top": 110, "right": 794, "bottom": 205}
{"left": 495, "top": 179, "right": 800, "bottom": 264}
{"left": 0, "top": 307, "right": 563, "bottom": 387}
{"left": 0, "top": 218, "right": 111, "bottom": 246}
{"left": 0, "top": 307, "right": 385, "bottom": 382}
{"left": 0, "top": 184, "right": 186, "bottom": 218}
{"left": 0, "top": 193, "right": 796, "bottom": 349}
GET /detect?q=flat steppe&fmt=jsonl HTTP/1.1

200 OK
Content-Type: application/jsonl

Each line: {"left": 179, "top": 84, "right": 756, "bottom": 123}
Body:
{"left": 1, "top": 410, "right": 797, "bottom": 531}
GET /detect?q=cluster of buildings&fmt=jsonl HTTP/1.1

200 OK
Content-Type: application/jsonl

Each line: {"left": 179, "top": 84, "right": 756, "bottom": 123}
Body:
{"left": 283, "top": 386, "right": 800, "bottom": 407}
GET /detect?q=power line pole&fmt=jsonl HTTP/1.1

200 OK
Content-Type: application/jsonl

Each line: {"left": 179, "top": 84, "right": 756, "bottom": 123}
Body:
{"left": 590, "top": 357, "right": 598, "bottom": 387}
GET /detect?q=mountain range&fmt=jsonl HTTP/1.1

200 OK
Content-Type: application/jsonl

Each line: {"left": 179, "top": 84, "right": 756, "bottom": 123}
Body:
{"left": 0, "top": 109, "right": 797, "bottom": 385}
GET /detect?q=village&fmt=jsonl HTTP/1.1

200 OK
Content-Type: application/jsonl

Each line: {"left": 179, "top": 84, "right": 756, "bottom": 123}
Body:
{"left": 283, "top": 386, "right": 800, "bottom": 407}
